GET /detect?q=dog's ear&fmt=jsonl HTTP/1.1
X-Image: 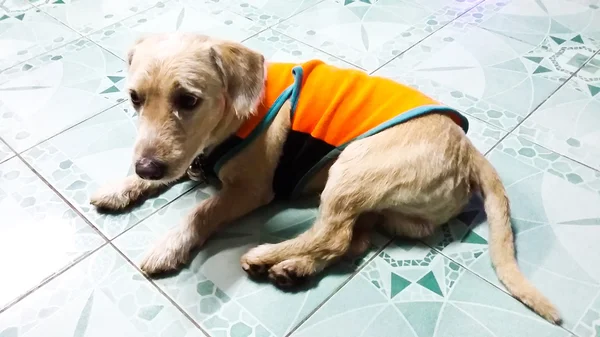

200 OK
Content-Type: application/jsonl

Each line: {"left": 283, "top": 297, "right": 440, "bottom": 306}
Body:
{"left": 126, "top": 36, "right": 149, "bottom": 66}
{"left": 210, "top": 41, "right": 265, "bottom": 116}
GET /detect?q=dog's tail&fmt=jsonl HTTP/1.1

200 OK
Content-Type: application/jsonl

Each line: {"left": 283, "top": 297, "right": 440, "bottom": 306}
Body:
{"left": 470, "top": 149, "right": 560, "bottom": 324}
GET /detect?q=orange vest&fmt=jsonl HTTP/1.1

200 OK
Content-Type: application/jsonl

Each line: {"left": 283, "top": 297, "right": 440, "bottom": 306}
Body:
{"left": 204, "top": 60, "right": 468, "bottom": 198}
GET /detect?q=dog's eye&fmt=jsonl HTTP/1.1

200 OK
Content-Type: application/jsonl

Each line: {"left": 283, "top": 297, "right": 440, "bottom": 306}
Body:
{"left": 130, "top": 90, "right": 142, "bottom": 106}
{"left": 175, "top": 94, "right": 200, "bottom": 110}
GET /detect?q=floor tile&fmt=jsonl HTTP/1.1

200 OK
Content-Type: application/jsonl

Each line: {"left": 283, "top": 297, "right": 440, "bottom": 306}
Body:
{"left": 0, "top": 139, "right": 14, "bottom": 163}
{"left": 461, "top": 115, "right": 506, "bottom": 155}
{"left": 21, "top": 103, "right": 197, "bottom": 239}
{"left": 0, "top": 157, "right": 105, "bottom": 309}
{"left": 0, "top": 0, "right": 37, "bottom": 13}
{"left": 274, "top": 0, "right": 483, "bottom": 72}
{"left": 0, "top": 7, "right": 79, "bottom": 71}
{"left": 423, "top": 134, "right": 600, "bottom": 333}
{"left": 38, "top": 0, "right": 165, "bottom": 36}
{"left": 292, "top": 240, "right": 572, "bottom": 337}
{"left": 0, "top": 245, "right": 207, "bottom": 337}
{"left": 244, "top": 29, "right": 359, "bottom": 68}
{"left": 210, "top": 0, "right": 322, "bottom": 28}
{"left": 465, "top": 0, "right": 600, "bottom": 49}
{"left": 114, "top": 188, "right": 388, "bottom": 337}
{"left": 514, "top": 53, "right": 600, "bottom": 170}
{"left": 375, "top": 12, "right": 599, "bottom": 132}
{"left": 89, "top": 0, "right": 263, "bottom": 61}
{"left": 0, "top": 38, "right": 127, "bottom": 152}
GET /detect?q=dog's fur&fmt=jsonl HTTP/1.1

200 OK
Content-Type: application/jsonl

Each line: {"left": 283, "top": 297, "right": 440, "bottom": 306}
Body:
{"left": 90, "top": 33, "right": 560, "bottom": 323}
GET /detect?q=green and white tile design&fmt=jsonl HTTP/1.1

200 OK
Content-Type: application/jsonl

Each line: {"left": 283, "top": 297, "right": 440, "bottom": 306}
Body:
{"left": 294, "top": 241, "right": 571, "bottom": 337}
{"left": 1, "top": 0, "right": 600, "bottom": 336}
{"left": 423, "top": 134, "right": 600, "bottom": 332}
{"left": 515, "top": 53, "right": 600, "bottom": 170}
{"left": 21, "top": 103, "right": 197, "bottom": 239}
{"left": 0, "top": 157, "right": 105, "bottom": 309}
{"left": 0, "top": 245, "right": 207, "bottom": 337}
{"left": 0, "top": 139, "right": 14, "bottom": 162}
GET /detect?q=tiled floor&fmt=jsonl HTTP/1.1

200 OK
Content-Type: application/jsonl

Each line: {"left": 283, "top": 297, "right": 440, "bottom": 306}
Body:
{"left": 1, "top": 0, "right": 599, "bottom": 336}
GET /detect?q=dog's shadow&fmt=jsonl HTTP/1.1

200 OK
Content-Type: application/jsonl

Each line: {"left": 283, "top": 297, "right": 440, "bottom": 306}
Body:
{"left": 142, "top": 189, "right": 498, "bottom": 294}
{"left": 149, "top": 194, "right": 361, "bottom": 293}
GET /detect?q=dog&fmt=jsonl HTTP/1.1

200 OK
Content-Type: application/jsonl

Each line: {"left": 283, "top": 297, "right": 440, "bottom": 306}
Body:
{"left": 90, "top": 32, "right": 560, "bottom": 323}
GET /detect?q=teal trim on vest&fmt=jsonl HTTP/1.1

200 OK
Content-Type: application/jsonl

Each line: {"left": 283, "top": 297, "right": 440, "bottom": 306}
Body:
{"left": 213, "top": 65, "right": 305, "bottom": 174}
{"left": 289, "top": 106, "right": 469, "bottom": 198}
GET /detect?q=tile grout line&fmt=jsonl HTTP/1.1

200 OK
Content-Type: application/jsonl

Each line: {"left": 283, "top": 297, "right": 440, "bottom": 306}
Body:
{"left": 4, "top": 2, "right": 598, "bottom": 335}
{"left": 453, "top": 51, "right": 600, "bottom": 336}
{"left": 79, "top": 0, "right": 324, "bottom": 64}
{"left": 484, "top": 47, "right": 600, "bottom": 157}
{"left": 0, "top": 143, "right": 112, "bottom": 314}
{"left": 570, "top": 289, "right": 600, "bottom": 337}
{"left": 420, "top": 238, "right": 581, "bottom": 336}
{"left": 284, "top": 237, "right": 394, "bottom": 337}
{"left": 7, "top": 100, "right": 125, "bottom": 156}
{"left": 107, "top": 182, "right": 198, "bottom": 242}
{"left": 417, "top": 50, "right": 600, "bottom": 336}
{"left": 0, "top": 143, "right": 207, "bottom": 334}
{"left": 0, "top": 241, "right": 110, "bottom": 315}
{"left": 107, "top": 241, "right": 212, "bottom": 337}
{"left": 239, "top": 1, "right": 327, "bottom": 44}
{"left": 490, "top": 130, "right": 600, "bottom": 174}
{"left": 0, "top": 4, "right": 76, "bottom": 74}
{"left": 3, "top": 0, "right": 179, "bottom": 73}
{"left": 0, "top": 138, "right": 16, "bottom": 165}
{"left": 367, "top": 0, "right": 487, "bottom": 75}
{"left": 76, "top": 0, "right": 181, "bottom": 63}
{"left": 0, "top": 141, "right": 196, "bottom": 326}
{"left": 268, "top": 30, "right": 367, "bottom": 71}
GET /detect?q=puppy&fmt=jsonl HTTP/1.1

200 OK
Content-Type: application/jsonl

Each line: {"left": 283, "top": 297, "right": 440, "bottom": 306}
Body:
{"left": 90, "top": 32, "right": 560, "bottom": 323}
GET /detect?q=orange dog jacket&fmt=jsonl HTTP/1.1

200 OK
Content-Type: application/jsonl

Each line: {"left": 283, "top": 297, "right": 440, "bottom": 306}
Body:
{"left": 201, "top": 60, "right": 469, "bottom": 199}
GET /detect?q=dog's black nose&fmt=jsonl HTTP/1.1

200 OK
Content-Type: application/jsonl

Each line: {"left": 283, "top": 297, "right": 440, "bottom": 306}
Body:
{"left": 135, "top": 157, "right": 166, "bottom": 180}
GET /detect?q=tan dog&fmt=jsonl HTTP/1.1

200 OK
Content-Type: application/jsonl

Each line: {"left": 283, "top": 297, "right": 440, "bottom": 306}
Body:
{"left": 90, "top": 32, "right": 560, "bottom": 323}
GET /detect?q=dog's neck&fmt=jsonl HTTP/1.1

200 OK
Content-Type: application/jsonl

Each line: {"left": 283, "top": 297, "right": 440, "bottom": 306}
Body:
{"left": 188, "top": 61, "right": 270, "bottom": 179}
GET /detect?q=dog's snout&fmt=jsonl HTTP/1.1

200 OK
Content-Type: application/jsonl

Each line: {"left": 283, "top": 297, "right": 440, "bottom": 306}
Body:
{"left": 135, "top": 157, "right": 166, "bottom": 180}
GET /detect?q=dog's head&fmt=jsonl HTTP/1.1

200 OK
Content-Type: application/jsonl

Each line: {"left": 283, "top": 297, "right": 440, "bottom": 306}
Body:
{"left": 126, "top": 33, "right": 265, "bottom": 182}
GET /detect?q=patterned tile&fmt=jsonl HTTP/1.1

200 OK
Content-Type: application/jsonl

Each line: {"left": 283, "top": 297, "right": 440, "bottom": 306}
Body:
{"left": 462, "top": 115, "right": 506, "bottom": 154}
{"left": 3, "top": 0, "right": 600, "bottom": 335}
{"left": 209, "top": 0, "right": 322, "bottom": 28}
{"left": 0, "top": 0, "right": 37, "bottom": 13}
{"left": 38, "top": 0, "right": 165, "bottom": 36}
{"left": 0, "top": 245, "right": 207, "bottom": 337}
{"left": 0, "top": 139, "right": 14, "bottom": 162}
{"left": 375, "top": 11, "right": 599, "bottom": 132}
{"left": 21, "top": 103, "right": 196, "bottom": 239}
{"left": 0, "top": 38, "right": 127, "bottom": 152}
{"left": 0, "top": 7, "right": 79, "bottom": 71}
{"left": 274, "top": 0, "right": 483, "bottom": 71}
{"left": 114, "top": 189, "right": 388, "bottom": 337}
{"left": 515, "top": 53, "right": 600, "bottom": 170}
{"left": 89, "top": 0, "right": 263, "bottom": 60}
{"left": 423, "top": 134, "right": 600, "bottom": 331}
{"left": 244, "top": 28, "right": 359, "bottom": 68}
{"left": 292, "top": 240, "right": 572, "bottom": 337}
{"left": 0, "top": 157, "right": 105, "bottom": 309}
{"left": 465, "top": 0, "right": 600, "bottom": 49}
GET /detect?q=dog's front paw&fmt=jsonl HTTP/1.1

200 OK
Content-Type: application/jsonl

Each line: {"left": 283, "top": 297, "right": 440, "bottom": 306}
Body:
{"left": 140, "top": 227, "right": 198, "bottom": 276}
{"left": 90, "top": 183, "right": 136, "bottom": 211}
{"left": 90, "top": 176, "right": 156, "bottom": 211}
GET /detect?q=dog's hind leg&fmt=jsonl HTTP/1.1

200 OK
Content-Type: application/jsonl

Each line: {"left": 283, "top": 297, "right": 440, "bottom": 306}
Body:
{"left": 380, "top": 210, "right": 435, "bottom": 239}
{"left": 241, "top": 141, "right": 388, "bottom": 286}
{"left": 241, "top": 114, "right": 472, "bottom": 288}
